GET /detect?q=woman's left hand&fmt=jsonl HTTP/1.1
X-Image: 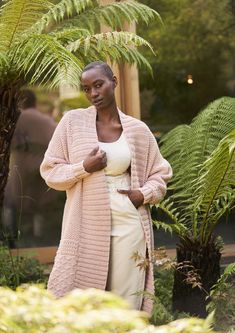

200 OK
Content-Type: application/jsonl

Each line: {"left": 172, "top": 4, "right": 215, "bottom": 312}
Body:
{"left": 117, "top": 189, "right": 144, "bottom": 208}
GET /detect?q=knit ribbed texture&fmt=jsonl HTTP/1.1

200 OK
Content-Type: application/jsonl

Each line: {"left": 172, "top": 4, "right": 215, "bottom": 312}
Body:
{"left": 40, "top": 106, "right": 172, "bottom": 314}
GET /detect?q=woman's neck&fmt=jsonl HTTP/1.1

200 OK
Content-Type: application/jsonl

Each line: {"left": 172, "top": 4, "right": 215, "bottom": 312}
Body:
{"left": 96, "top": 105, "right": 120, "bottom": 124}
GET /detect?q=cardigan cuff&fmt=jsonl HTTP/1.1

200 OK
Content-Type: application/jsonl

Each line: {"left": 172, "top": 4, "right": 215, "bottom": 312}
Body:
{"left": 70, "top": 160, "right": 91, "bottom": 180}
{"left": 138, "top": 186, "right": 153, "bottom": 205}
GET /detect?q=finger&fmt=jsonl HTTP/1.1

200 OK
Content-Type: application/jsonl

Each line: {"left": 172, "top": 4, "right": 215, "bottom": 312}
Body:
{"left": 117, "top": 189, "right": 131, "bottom": 195}
{"left": 90, "top": 146, "right": 100, "bottom": 155}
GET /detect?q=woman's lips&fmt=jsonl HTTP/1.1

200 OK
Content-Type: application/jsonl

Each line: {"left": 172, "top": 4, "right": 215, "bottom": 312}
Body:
{"left": 93, "top": 99, "right": 103, "bottom": 106}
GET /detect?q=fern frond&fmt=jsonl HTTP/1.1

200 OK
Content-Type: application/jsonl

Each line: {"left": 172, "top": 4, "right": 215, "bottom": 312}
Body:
{"left": 67, "top": 31, "right": 153, "bottom": 72}
{"left": 209, "top": 262, "right": 235, "bottom": 298}
{"left": 30, "top": 0, "right": 95, "bottom": 34}
{"left": 160, "top": 124, "right": 190, "bottom": 183}
{"left": 160, "top": 97, "right": 235, "bottom": 233}
{"left": 90, "top": 0, "right": 160, "bottom": 29}
{"left": 158, "top": 199, "right": 183, "bottom": 224}
{"left": 31, "top": 0, "right": 160, "bottom": 35}
{"left": 11, "top": 34, "right": 84, "bottom": 89}
{"left": 0, "top": 0, "right": 52, "bottom": 52}
{"left": 192, "top": 129, "right": 235, "bottom": 243}
{"left": 0, "top": 52, "right": 10, "bottom": 74}
{"left": 153, "top": 220, "right": 188, "bottom": 238}
{"left": 50, "top": 27, "right": 91, "bottom": 44}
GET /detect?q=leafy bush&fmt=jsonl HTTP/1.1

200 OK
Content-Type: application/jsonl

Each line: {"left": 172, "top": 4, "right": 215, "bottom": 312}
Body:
{"left": 0, "top": 246, "right": 46, "bottom": 289}
{"left": 152, "top": 262, "right": 191, "bottom": 325}
{"left": 151, "top": 266, "right": 174, "bottom": 324}
{"left": 0, "top": 285, "right": 216, "bottom": 333}
{"left": 207, "top": 262, "right": 235, "bottom": 331}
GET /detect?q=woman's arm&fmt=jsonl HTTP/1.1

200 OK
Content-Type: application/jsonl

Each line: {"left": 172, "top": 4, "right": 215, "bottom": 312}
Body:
{"left": 40, "top": 112, "right": 90, "bottom": 191}
{"left": 138, "top": 131, "right": 173, "bottom": 205}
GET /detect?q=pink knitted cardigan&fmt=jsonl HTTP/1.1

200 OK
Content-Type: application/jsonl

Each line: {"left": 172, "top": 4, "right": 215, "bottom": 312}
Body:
{"left": 40, "top": 106, "right": 172, "bottom": 314}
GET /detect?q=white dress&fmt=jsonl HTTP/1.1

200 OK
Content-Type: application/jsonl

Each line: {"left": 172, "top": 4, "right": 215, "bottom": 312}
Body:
{"left": 99, "top": 132, "right": 146, "bottom": 310}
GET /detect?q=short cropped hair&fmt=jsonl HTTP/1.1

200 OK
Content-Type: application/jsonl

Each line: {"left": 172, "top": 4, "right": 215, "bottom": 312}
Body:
{"left": 82, "top": 61, "right": 114, "bottom": 80}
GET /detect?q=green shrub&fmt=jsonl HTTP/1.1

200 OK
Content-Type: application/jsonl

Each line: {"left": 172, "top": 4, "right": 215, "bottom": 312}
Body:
{"left": 0, "top": 246, "right": 46, "bottom": 289}
{"left": 60, "top": 93, "right": 91, "bottom": 113}
{"left": 0, "top": 285, "right": 216, "bottom": 333}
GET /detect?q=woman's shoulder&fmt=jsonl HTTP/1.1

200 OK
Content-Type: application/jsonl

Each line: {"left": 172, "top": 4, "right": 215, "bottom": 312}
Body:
{"left": 62, "top": 107, "right": 94, "bottom": 120}
{"left": 120, "top": 111, "right": 152, "bottom": 135}
{"left": 57, "top": 107, "right": 94, "bottom": 128}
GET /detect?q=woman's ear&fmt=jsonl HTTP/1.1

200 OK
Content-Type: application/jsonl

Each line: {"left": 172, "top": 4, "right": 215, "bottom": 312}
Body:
{"left": 112, "top": 76, "right": 118, "bottom": 88}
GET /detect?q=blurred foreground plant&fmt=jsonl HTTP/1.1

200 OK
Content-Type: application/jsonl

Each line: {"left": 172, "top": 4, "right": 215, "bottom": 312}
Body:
{"left": 0, "top": 284, "right": 216, "bottom": 333}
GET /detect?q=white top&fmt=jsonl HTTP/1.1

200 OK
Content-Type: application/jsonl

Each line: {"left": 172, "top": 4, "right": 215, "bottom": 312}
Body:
{"left": 99, "top": 132, "right": 131, "bottom": 176}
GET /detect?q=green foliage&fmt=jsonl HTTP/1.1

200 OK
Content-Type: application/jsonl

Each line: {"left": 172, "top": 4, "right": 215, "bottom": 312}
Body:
{"left": 154, "top": 97, "right": 235, "bottom": 246}
{"left": 207, "top": 263, "right": 235, "bottom": 331}
{"left": 0, "top": 246, "right": 46, "bottom": 289}
{"left": 60, "top": 92, "right": 91, "bottom": 113}
{"left": 0, "top": 284, "right": 216, "bottom": 333}
{"left": 138, "top": 0, "right": 235, "bottom": 124}
{"left": 0, "top": 0, "right": 158, "bottom": 89}
{"left": 151, "top": 267, "right": 174, "bottom": 325}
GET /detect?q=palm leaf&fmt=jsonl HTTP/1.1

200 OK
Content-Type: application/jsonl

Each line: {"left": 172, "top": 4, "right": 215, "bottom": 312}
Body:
{"left": 0, "top": 0, "right": 52, "bottom": 52}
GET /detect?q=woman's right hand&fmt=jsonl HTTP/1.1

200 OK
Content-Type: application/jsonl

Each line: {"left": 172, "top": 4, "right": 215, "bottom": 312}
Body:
{"left": 83, "top": 146, "right": 107, "bottom": 173}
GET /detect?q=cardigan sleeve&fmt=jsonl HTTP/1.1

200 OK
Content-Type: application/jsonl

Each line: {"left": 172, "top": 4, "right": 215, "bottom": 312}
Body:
{"left": 40, "top": 112, "right": 90, "bottom": 191}
{"left": 138, "top": 130, "right": 172, "bottom": 205}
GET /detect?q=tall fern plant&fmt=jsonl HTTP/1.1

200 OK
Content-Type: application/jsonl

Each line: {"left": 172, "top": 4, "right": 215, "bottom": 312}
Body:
{"left": 154, "top": 97, "right": 235, "bottom": 317}
{"left": 0, "top": 0, "right": 158, "bottom": 210}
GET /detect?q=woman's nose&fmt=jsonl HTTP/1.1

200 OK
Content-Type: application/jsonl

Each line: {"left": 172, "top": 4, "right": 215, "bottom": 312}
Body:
{"left": 91, "top": 88, "right": 99, "bottom": 97}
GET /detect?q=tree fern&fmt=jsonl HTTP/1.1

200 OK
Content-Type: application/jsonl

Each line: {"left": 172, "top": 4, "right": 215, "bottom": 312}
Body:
{"left": 193, "top": 129, "right": 235, "bottom": 243}
{"left": 0, "top": 0, "right": 52, "bottom": 52}
{"left": 0, "top": 0, "right": 158, "bottom": 88}
{"left": 157, "top": 97, "right": 235, "bottom": 244}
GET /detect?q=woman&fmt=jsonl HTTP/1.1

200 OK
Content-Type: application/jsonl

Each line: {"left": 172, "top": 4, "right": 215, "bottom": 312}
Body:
{"left": 40, "top": 61, "right": 172, "bottom": 314}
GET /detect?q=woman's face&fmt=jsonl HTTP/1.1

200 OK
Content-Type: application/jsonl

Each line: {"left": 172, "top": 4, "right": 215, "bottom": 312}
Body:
{"left": 81, "top": 67, "right": 117, "bottom": 110}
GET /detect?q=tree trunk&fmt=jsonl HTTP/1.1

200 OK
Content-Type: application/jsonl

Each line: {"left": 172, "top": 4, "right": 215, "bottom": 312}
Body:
{"left": 172, "top": 239, "right": 221, "bottom": 317}
{"left": 0, "top": 87, "right": 20, "bottom": 234}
